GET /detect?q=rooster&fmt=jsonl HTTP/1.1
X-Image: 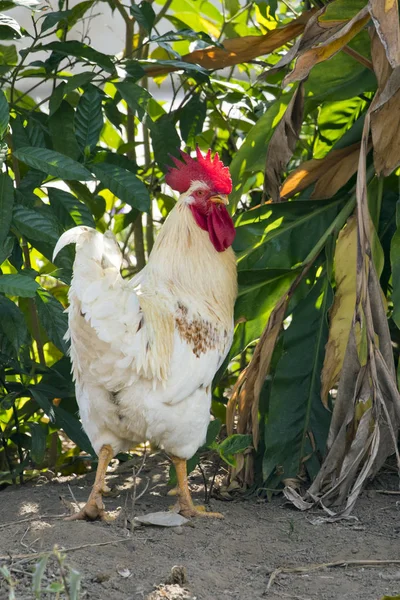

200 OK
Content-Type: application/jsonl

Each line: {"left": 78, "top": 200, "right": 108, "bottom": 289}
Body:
{"left": 53, "top": 148, "right": 237, "bottom": 520}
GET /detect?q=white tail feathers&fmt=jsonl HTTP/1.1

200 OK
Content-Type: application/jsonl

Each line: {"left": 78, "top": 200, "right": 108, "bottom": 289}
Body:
{"left": 53, "top": 226, "right": 95, "bottom": 262}
{"left": 53, "top": 227, "right": 122, "bottom": 272}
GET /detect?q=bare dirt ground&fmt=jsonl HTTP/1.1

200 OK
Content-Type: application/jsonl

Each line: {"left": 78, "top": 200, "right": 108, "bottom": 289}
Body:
{"left": 0, "top": 454, "right": 399, "bottom": 600}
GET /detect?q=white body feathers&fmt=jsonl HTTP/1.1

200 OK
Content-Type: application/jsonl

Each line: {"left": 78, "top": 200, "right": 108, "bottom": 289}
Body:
{"left": 54, "top": 200, "right": 237, "bottom": 460}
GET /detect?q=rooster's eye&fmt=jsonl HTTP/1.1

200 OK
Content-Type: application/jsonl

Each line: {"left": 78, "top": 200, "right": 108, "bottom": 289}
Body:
{"left": 195, "top": 189, "right": 205, "bottom": 198}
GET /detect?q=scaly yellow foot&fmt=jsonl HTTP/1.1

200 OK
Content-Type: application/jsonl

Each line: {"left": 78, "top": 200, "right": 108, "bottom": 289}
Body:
{"left": 65, "top": 444, "right": 114, "bottom": 522}
{"left": 170, "top": 455, "right": 224, "bottom": 520}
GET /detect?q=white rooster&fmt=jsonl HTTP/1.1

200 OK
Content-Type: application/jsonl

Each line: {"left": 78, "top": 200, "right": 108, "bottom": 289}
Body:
{"left": 53, "top": 148, "right": 237, "bottom": 520}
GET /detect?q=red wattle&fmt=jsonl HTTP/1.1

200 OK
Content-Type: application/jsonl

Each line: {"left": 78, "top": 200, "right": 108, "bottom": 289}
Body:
{"left": 190, "top": 204, "right": 235, "bottom": 252}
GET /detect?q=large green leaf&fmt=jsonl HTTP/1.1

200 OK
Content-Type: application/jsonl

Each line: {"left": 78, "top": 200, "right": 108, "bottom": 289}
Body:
{"left": 0, "top": 88, "right": 8, "bottom": 138}
{"left": 92, "top": 163, "right": 150, "bottom": 212}
{"left": 0, "top": 273, "right": 39, "bottom": 297}
{"left": 48, "top": 100, "right": 81, "bottom": 160}
{"left": 115, "top": 80, "right": 151, "bottom": 121}
{"left": 313, "top": 97, "right": 367, "bottom": 159}
{"left": 149, "top": 115, "right": 181, "bottom": 172}
{"left": 13, "top": 147, "right": 94, "bottom": 181}
{"left": 13, "top": 204, "right": 60, "bottom": 244}
{"left": 0, "top": 172, "right": 13, "bottom": 249}
{"left": 263, "top": 275, "right": 332, "bottom": 487}
{"left": 0, "top": 295, "right": 28, "bottom": 355}
{"left": 179, "top": 94, "right": 206, "bottom": 144}
{"left": 75, "top": 85, "right": 103, "bottom": 154}
{"left": 48, "top": 187, "right": 95, "bottom": 228}
{"left": 232, "top": 269, "right": 297, "bottom": 356}
{"left": 234, "top": 198, "right": 342, "bottom": 270}
{"left": 36, "top": 289, "right": 68, "bottom": 353}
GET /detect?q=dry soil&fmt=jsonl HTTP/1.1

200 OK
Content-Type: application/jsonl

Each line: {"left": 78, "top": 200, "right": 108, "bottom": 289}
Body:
{"left": 0, "top": 455, "right": 399, "bottom": 600}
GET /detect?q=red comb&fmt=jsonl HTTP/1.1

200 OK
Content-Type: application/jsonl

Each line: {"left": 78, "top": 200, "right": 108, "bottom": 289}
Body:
{"left": 165, "top": 147, "right": 232, "bottom": 194}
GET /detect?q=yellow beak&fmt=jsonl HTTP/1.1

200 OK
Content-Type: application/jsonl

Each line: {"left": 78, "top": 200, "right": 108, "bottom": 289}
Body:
{"left": 210, "top": 194, "right": 229, "bottom": 205}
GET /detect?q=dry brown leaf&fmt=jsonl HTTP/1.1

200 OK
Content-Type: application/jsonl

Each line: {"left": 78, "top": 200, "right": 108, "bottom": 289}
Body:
{"left": 279, "top": 143, "right": 362, "bottom": 200}
{"left": 369, "top": 0, "right": 400, "bottom": 68}
{"left": 369, "top": 27, "right": 400, "bottom": 176}
{"left": 264, "top": 82, "right": 304, "bottom": 203}
{"left": 284, "top": 7, "right": 370, "bottom": 86}
{"left": 320, "top": 215, "right": 357, "bottom": 407}
{"left": 260, "top": 6, "right": 341, "bottom": 79}
{"left": 144, "top": 10, "right": 316, "bottom": 77}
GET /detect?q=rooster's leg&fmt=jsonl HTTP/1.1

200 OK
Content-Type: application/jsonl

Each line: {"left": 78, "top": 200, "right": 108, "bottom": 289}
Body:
{"left": 65, "top": 444, "right": 114, "bottom": 521}
{"left": 171, "top": 455, "right": 223, "bottom": 519}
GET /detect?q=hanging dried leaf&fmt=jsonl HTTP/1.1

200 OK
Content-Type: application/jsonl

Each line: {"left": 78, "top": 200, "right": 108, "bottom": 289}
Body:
{"left": 226, "top": 295, "right": 289, "bottom": 486}
{"left": 264, "top": 82, "right": 304, "bottom": 203}
{"left": 284, "top": 7, "right": 370, "bottom": 86}
{"left": 369, "top": 0, "right": 400, "bottom": 68}
{"left": 285, "top": 99, "right": 400, "bottom": 520}
{"left": 145, "top": 10, "right": 316, "bottom": 77}
{"left": 371, "top": 67, "right": 400, "bottom": 177}
{"left": 321, "top": 215, "right": 357, "bottom": 406}
{"left": 259, "top": 6, "right": 339, "bottom": 79}
{"left": 279, "top": 143, "right": 362, "bottom": 200}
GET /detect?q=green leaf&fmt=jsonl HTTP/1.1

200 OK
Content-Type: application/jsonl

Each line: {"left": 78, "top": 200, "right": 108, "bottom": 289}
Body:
{"left": 28, "top": 421, "right": 47, "bottom": 464}
{"left": 205, "top": 418, "right": 221, "bottom": 447}
{"left": 75, "top": 85, "right": 103, "bottom": 154}
{"left": 28, "top": 41, "right": 115, "bottom": 73}
{"left": 122, "top": 59, "right": 146, "bottom": 82}
{"left": 48, "top": 187, "right": 95, "bottom": 228}
{"left": 92, "top": 162, "right": 150, "bottom": 212}
{"left": 41, "top": 10, "right": 71, "bottom": 33}
{"left": 13, "top": 204, "right": 61, "bottom": 244}
{"left": 36, "top": 289, "right": 68, "bottom": 353}
{"left": 0, "top": 273, "right": 39, "bottom": 297}
{"left": 30, "top": 387, "right": 94, "bottom": 455}
{"left": 234, "top": 198, "right": 342, "bottom": 271}
{"left": 149, "top": 115, "right": 180, "bottom": 172}
{"left": 64, "top": 71, "right": 95, "bottom": 93}
{"left": 229, "top": 97, "right": 290, "bottom": 211}
{"left": 115, "top": 80, "right": 151, "bottom": 121}
{"left": 0, "top": 13, "right": 21, "bottom": 39}
{"left": 179, "top": 94, "right": 206, "bottom": 144}
{"left": 0, "top": 42, "right": 17, "bottom": 75}
{"left": 313, "top": 97, "right": 367, "bottom": 159}
{"left": 319, "top": 0, "right": 367, "bottom": 22}
{"left": 13, "top": 147, "right": 94, "bottom": 181}
{"left": 305, "top": 32, "right": 376, "bottom": 104}
{"left": 217, "top": 434, "right": 252, "bottom": 467}
{"left": 263, "top": 275, "right": 332, "bottom": 487}
{"left": 48, "top": 100, "right": 81, "bottom": 160}
{"left": 0, "top": 172, "right": 13, "bottom": 249}
{"left": 232, "top": 269, "right": 298, "bottom": 355}
{"left": 0, "top": 295, "right": 28, "bottom": 354}
{"left": 0, "top": 88, "right": 8, "bottom": 138}
{"left": 130, "top": 1, "right": 155, "bottom": 32}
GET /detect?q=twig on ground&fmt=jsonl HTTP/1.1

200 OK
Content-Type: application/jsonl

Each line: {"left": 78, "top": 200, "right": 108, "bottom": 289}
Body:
{"left": 0, "top": 539, "right": 131, "bottom": 563}
{"left": 267, "top": 559, "right": 400, "bottom": 590}
{"left": 67, "top": 484, "right": 82, "bottom": 512}
{"left": 374, "top": 490, "right": 400, "bottom": 495}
